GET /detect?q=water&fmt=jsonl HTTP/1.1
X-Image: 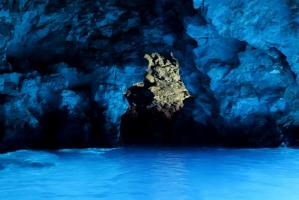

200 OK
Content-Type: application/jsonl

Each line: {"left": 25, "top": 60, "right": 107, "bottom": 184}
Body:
{"left": 0, "top": 147, "right": 299, "bottom": 200}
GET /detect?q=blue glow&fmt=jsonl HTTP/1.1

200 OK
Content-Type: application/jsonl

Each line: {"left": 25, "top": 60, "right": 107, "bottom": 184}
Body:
{"left": 1, "top": 148, "right": 299, "bottom": 200}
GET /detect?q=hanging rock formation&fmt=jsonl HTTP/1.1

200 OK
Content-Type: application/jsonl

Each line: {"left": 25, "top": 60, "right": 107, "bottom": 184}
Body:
{"left": 126, "top": 53, "right": 190, "bottom": 118}
{"left": 121, "top": 53, "right": 217, "bottom": 145}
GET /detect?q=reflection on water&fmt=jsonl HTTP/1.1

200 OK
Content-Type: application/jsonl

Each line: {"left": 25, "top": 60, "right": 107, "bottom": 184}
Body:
{"left": 0, "top": 148, "right": 299, "bottom": 200}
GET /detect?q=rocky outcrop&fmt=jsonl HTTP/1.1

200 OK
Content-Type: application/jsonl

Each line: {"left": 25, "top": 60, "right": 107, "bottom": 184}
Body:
{"left": 0, "top": 0, "right": 196, "bottom": 151}
{"left": 188, "top": 0, "right": 299, "bottom": 146}
{"left": 122, "top": 53, "right": 195, "bottom": 144}
{"left": 126, "top": 53, "right": 190, "bottom": 117}
{"left": 0, "top": 0, "right": 299, "bottom": 150}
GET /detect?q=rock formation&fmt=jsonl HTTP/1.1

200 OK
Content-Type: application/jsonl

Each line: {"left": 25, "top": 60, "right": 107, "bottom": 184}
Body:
{"left": 122, "top": 53, "right": 194, "bottom": 144}
{"left": 126, "top": 53, "right": 190, "bottom": 118}
{"left": 0, "top": 0, "right": 299, "bottom": 150}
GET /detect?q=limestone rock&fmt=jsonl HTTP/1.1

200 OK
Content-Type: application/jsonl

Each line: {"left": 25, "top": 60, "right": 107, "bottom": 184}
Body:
{"left": 2, "top": 0, "right": 299, "bottom": 149}
{"left": 125, "top": 53, "right": 191, "bottom": 118}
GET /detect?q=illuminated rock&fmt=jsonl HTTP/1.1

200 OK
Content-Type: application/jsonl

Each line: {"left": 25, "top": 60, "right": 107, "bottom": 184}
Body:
{"left": 125, "top": 53, "right": 190, "bottom": 119}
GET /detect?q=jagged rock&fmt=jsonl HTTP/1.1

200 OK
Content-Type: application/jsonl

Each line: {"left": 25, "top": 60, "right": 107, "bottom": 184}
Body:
{"left": 1, "top": 0, "right": 299, "bottom": 150}
{"left": 126, "top": 53, "right": 191, "bottom": 118}
{"left": 202, "top": 0, "right": 299, "bottom": 83}
{"left": 121, "top": 53, "right": 216, "bottom": 145}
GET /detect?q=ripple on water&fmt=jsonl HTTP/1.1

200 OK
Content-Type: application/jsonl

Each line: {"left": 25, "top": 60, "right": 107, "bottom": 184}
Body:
{"left": 0, "top": 147, "right": 299, "bottom": 200}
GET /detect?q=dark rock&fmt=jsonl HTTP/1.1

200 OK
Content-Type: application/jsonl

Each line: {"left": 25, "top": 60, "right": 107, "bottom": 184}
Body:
{"left": 0, "top": 0, "right": 299, "bottom": 150}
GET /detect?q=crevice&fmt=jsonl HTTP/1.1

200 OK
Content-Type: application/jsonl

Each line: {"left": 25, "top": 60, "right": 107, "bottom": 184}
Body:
{"left": 268, "top": 47, "right": 297, "bottom": 82}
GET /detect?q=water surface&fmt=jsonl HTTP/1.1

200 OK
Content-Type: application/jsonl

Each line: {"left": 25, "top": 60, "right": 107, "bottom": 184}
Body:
{"left": 0, "top": 147, "right": 299, "bottom": 200}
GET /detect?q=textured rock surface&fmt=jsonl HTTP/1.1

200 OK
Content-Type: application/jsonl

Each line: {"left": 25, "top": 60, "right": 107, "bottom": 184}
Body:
{"left": 122, "top": 53, "right": 195, "bottom": 144}
{"left": 0, "top": 0, "right": 299, "bottom": 150}
{"left": 190, "top": 0, "right": 299, "bottom": 146}
{"left": 131, "top": 53, "right": 190, "bottom": 117}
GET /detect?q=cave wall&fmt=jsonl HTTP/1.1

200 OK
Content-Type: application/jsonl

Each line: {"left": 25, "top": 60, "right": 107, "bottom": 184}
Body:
{"left": 0, "top": 0, "right": 299, "bottom": 150}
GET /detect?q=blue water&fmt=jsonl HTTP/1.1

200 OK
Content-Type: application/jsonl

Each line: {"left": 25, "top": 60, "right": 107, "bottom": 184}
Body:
{"left": 0, "top": 148, "right": 299, "bottom": 200}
